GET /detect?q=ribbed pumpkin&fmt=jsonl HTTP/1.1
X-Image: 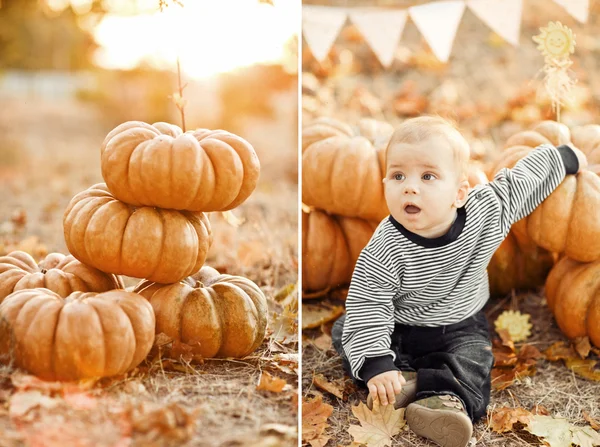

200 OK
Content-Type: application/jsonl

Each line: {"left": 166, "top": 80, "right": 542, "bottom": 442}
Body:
{"left": 491, "top": 121, "right": 600, "bottom": 262}
{"left": 101, "top": 121, "right": 260, "bottom": 212}
{"left": 302, "top": 208, "right": 378, "bottom": 294}
{"left": 0, "top": 288, "right": 155, "bottom": 381}
{"left": 0, "top": 251, "right": 123, "bottom": 303}
{"left": 63, "top": 183, "right": 212, "bottom": 283}
{"left": 134, "top": 266, "right": 268, "bottom": 358}
{"left": 545, "top": 257, "right": 600, "bottom": 348}
{"left": 302, "top": 117, "right": 392, "bottom": 221}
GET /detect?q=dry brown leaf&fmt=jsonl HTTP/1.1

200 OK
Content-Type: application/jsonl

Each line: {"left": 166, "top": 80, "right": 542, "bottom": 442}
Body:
{"left": 312, "top": 374, "right": 344, "bottom": 400}
{"left": 348, "top": 401, "right": 406, "bottom": 447}
{"left": 489, "top": 406, "right": 533, "bottom": 433}
{"left": 129, "top": 401, "right": 197, "bottom": 445}
{"left": 526, "top": 414, "right": 600, "bottom": 447}
{"left": 257, "top": 371, "right": 286, "bottom": 393}
{"left": 565, "top": 358, "right": 600, "bottom": 382}
{"left": 545, "top": 341, "right": 577, "bottom": 361}
{"left": 302, "top": 304, "right": 344, "bottom": 330}
{"left": 312, "top": 333, "right": 333, "bottom": 352}
{"left": 574, "top": 337, "right": 592, "bottom": 359}
{"left": 302, "top": 395, "right": 333, "bottom": 445}
{"left": 583, "top": 411, "right": 600, "bottom": 431}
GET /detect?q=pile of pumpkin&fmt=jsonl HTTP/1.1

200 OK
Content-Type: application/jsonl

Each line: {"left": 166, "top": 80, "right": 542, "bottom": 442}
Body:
{"left": 302, "top": 117, "right": 600, "bottom": 348}
{"left": 0, "top": 121, "right": 268, "bottom": 381}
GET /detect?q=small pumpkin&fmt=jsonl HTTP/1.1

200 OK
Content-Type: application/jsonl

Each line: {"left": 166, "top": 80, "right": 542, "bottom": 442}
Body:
{"left": 491, "top": 121, "right": 600, "bottom": 262}
{"left": 134, "top": 266, "right": 268, "bottom": 358}
{"left": 101, "top": 121, "right": 260, "bottom": 212}
{"left": 63, "top": 183, "right": 212, "bottom": 283}
{"left": 0, "top": 251, "right": 123, "bottom": 303}
{"left": 302, "top": 208, "right": 378, "bottom": 294}
{"left": 0, "top": 288, "right": 155, "bottom": 381}
{"left": 545, "top": 256, "right": 600, "bottom": 348}
{"left": 302, "top": 117, "right": 392, "bottom": 221}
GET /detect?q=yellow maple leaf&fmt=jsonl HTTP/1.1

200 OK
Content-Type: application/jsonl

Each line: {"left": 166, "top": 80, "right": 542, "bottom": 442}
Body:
{"left": 348, "top": 401, "right": 406, "bottom": 447}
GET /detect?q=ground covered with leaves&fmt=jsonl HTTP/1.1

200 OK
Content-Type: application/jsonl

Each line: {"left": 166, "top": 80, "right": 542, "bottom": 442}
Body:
{"left": 0, "top": 96, "right": 298, "bottom": 447}
{"left": 301, "top": 1, "right": 600, "bottom": 446}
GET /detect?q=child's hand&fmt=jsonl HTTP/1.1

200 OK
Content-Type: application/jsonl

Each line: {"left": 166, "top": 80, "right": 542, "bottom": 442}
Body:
{"left": 367, "top": 370, "right": 406, "bottom": 406}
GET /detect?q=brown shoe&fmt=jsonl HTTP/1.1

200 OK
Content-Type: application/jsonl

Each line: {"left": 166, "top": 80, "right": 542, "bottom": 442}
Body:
{"left": 405, "top": 395, "right": 473, "bottom": 447}
{"left": 366, "top": 371, "right": 417, "bottom": 410}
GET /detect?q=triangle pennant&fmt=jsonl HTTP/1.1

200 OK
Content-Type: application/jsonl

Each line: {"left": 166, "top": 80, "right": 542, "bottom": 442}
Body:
{"left": 408, "top": 0, "right": 466, "bottom": 63}
{"left": 552, "top": 0, "right": 589, "bottom": 23}
{"left": 348, "top": 8, "right": 408, "bottom": 67}
{"left": 467, "top": 0, "right": 522, "bottom": 46}
{"left": 302, "top": 6, "right": 348, "bottom": 62}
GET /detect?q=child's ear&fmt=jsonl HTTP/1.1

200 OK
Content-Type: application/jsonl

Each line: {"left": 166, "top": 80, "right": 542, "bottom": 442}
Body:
{"left": 454, "top": 180, "right": 470, "bottom": 208}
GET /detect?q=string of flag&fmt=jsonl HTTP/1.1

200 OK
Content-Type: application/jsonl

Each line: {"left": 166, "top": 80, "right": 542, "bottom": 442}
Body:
{"left": 302, "top": 0, "right": 589, "bottom": 66}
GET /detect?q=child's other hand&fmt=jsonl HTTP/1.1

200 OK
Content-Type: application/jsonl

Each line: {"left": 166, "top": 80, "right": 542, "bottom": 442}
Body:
{"left": 367, "top": 370, "right": 406, "bottom": 406}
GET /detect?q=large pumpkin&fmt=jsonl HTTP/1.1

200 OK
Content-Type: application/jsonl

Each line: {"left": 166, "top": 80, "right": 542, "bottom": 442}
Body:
{"left": 491, "top": 121, "right": 600, "bottom": 262}
{"left": 302, "top": 117, "right": 392, "bottom": 221}
{"left": 302, "top": 208, "right": 378, "bottom": 294}
{"left": 545, "top": 257, "right": 600, "bottom": 348}
{"left": 63, "top": 183, "right": 212, "bottom": 283}
{"left": 101, "top": 121, "right": 260, "bottom": 212}
{"left": 0, "top": 251, "right": 123, "bottom": 303}
{"left": 134, "top": 266, "right": 268, "bottom": 358}
{"left": 0, "top": 288, "right": 155, "bottom": 381}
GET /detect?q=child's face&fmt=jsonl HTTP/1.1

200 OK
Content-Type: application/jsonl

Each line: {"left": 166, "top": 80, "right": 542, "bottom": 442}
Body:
{"left": 383, "top": 135, "right": 469, "bottom": 238}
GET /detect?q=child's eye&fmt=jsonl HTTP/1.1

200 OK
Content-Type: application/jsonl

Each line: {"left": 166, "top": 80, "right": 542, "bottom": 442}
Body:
{"left": 393, "top": 173, "right": 405, "bottom": 181}
{"left": 422, "top": 173, "right": 436, "bottom": 181}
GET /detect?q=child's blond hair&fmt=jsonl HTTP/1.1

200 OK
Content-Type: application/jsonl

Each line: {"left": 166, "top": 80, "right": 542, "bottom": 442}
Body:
{"left": 385, "top": 116, "right": 470, "bottom": 181}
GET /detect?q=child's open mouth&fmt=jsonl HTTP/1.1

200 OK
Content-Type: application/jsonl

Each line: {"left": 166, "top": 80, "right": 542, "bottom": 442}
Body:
{"left": 404, "top": 204, "right": 421, "bottom": 214}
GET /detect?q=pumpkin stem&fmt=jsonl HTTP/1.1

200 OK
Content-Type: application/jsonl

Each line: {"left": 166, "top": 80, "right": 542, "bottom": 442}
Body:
{"left": 195, "top": 280, "right": 204, "bottom": 288}
{"left": 40, "top": 269, "right": 47, "bottom": 274}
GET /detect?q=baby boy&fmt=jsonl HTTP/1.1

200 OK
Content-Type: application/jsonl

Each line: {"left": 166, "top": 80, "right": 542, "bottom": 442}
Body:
{"left": 332, "top": 116, "right": 586, "bottom": 447}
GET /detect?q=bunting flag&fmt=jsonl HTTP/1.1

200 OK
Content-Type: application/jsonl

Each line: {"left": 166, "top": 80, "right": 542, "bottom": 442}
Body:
{"left": 467, "top": 0, "right": 523, "bottom": 46}
{"left": 408, "top": 1, "right": 466, "bottom": 63}
{"left": 552, "top": 0, "right": 589, "bottom": 23}
{"left": 302, "top": 6, "right": 347, "bottom": 62}
{"left": 348, "top": 9, "right": 408, "bottom": 67}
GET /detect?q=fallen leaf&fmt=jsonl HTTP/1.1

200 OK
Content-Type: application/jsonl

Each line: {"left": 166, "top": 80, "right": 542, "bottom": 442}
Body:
{"left": 260, "top": 423, "right": 297, "bottom": 437}
{"left": 312, "top": 374, "right": 344, "bottom": 400}
{"left": 565, "top": 358, "right": 600, "bottom": 382}
{"left": 526, "top": 414, "right": 600, "bottom": 447}
{"left": 489, "top": 406, "right": 533, "bottom": 433}
{"left": 302, "top": 395, "right": 333, "bottom": 445}
{"left": 571, "top": 426, "right": 600, "bottom": 447}
{"left": 348, "top": 401, "right": 406, "bottom": 447}
{"left": 302, "top": 304, "right": 344, "bottom": 330}
{"left": 257, "top": 371, "right": 286, "bottom": 393}
{"left": 583, "top": 411, "right": 600, "bottom": 430}
{"left": 129, "top": 401, "right": 197, "bottom": 445}
{"left": 545, "top": 341, "right": 577, "bottom": 361}
{"left": 574, "top": 337, "right": 592, "bottom": 359}
{"left": 312, "top": 333, "right": 333, "bottom": 352}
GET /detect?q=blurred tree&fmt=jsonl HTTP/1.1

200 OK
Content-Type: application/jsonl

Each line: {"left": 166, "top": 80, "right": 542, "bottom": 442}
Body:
{"left": 0, "top": 0, "right": 106, "bottom": 70}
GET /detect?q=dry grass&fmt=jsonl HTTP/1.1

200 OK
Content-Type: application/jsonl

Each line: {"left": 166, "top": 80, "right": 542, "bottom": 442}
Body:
{"left": 302, "top": 291, "right": 600, "bottom": 446}
{"left": 0, "top": 96, "right": 298, "bottom": 447}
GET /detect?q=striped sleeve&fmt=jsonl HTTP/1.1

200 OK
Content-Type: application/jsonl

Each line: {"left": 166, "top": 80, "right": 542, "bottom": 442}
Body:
{"left": 486, "top": 144, "right": 578, "bottom": 236}
{"left": 341, "top": 248, "right": 400, "bottom": 382}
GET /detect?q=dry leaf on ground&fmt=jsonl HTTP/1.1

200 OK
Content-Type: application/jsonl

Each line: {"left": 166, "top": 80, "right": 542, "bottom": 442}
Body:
{"left": 489, "top": 406, "right": 533, "bottom": 433}
{"left": 574, "top": 337, "right": 592, "bottom": 359}
{"left": 526, "top": 414, "right": 600, "bottom": 447}
{"left": 491, "top": 341, "right": 541, "bottom": 390}
{"left": 302, "top": 395, "right": 333, "bottom": 447}
{"left": 311, "top": 333, "right": 332, "bottom": 352}
{"left": 545, "top": 341, "right": 600, "bottom": 382}
{"left": 583, "top": 411, "right": 600, "bottom": 431}
{"left": 348, "top": 401, "right": 406, "bottom": 447}
{"left": 257, "top": 371, "right": 287, "bottom": 393}
{"left": 312, "top": 374, "right": 344, "bottom": 400}
{"left": 302, "top": 304, "right": 344, "bottom": 330}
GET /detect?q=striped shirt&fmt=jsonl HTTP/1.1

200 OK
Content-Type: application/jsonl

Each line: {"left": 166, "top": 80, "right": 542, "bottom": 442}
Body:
{"left": 342, "top": 144, "right": 579, "bottom": 382}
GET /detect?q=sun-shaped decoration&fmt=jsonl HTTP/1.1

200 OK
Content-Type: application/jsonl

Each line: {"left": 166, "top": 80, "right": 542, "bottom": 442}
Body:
{"left": 494, "top": 310, "right": 532, "bottom": 342}
{"left": 532, "top": 21, "right": 577, "bottom": 122}
{"left": 533, "top": 21, "right": 575, "bottom": 61}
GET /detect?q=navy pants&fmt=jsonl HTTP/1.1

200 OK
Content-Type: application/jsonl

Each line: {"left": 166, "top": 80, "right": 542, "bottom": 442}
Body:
{"left": 332, "top": 310, "right": 494, "bottom": 421}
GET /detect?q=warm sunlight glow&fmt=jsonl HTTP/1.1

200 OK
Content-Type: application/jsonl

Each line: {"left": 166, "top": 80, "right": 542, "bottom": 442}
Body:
{"left": 93, "top": 0, "right": 298, "bottom": 79}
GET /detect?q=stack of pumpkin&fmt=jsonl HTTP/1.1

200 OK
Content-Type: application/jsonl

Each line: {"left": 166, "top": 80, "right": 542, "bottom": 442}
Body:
{"left": 488, "top": 121, "right": 600, "bottom": 348}
{"left": 301, "top": 116, "right": 490, "bottom": 296}
{"left": 0, "top": 121, "right": 269, "bottom": 381}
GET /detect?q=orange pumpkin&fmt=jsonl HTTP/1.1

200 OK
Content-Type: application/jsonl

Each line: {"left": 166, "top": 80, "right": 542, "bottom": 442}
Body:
{"left": 491, "top": 121, "right": 600, "bottom": 262}
{"left": 101, "top": 121, "right": 260, "bottom": 212}
{"left": 134, "top": 266, "right": 268, "bottom": 358}
{"left": 63, "top": 183, "right": 212, "bottom": 283}
{"left": 0, "top": 288, "right": 155, "bottom": 381}
{"left": 545, "top": 257, "right": 600, "bottom": 348}
{"left": 302, "top": 208, "right": 378, "bottom": 294}
{"left": 0, "top": 251, "right": 123, "bottom": 303}
{"left": 302, "top": 117, "right": 392, "bottom": 221}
